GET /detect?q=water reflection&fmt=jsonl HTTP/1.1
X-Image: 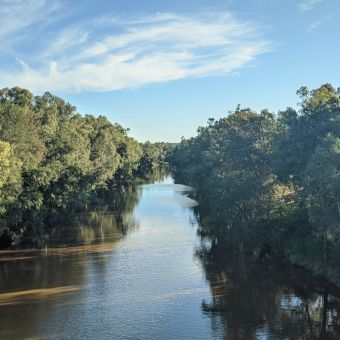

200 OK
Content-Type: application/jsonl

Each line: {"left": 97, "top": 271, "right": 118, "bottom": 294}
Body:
{"left": 48, "top": 184, "right": 141, "bottom": 248}
{"left": 2, "top": 174, "right": 340, "bottom": 339}
{"left": 198, "top": 241, "right": 340, "bottom": 339}
{"left": 0, "top": 183, "right": 141, "bottom": 296}
{"left": 0, "top": 286, "right": 81, "bottom": 306}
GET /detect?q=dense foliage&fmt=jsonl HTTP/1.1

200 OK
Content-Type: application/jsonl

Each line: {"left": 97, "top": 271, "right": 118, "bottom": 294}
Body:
{"left": 172, "top": 84, "right": 340, "bottom": 279}
{"left": 0, "top": 87, "right": 167, "bottom": 247}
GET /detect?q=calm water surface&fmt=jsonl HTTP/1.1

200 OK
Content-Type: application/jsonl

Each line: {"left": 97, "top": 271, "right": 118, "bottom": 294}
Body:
{"left": 1, "top": 176, "right": 340, "bottom": 339}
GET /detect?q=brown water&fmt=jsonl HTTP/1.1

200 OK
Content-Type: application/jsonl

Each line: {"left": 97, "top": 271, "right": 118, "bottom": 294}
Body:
{"left": 1, "top": 176, "right": 340, "bottom": 339}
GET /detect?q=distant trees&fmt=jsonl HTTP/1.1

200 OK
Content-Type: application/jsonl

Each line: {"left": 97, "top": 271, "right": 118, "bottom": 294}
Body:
{"left": 0, "top": 87, "right": 167, "bottom": 247}
{"left": 138, "top": 141, "right": 174, "bottom": 174}
{"left": 172, "top": 84, "right": 340, "bottom": 271}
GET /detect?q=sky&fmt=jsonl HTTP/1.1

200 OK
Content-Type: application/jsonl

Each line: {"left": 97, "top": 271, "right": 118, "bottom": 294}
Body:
{"left": 0, "top": 0, "right": 339, "bottom": 142}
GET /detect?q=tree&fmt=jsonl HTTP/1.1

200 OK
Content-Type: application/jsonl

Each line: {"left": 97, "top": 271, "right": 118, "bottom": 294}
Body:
{"left": 0, "top": 141, "right": 22, "bottom": 217}
{"left": 303, "top": 135, "right": 340, "bottom": 251}
{"left": 0, "top": 87, "right": 153, "bottom": 246}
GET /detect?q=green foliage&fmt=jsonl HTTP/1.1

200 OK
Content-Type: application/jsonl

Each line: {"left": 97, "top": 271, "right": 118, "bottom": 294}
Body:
{"left": 0, "top": 87, "right": 163, "bottom": 247}
{"left": 172, "top": 84, "right": 340, "bottom": 275}
{"left": 274, "top": 84, "right": 340, "bottom": 185}
{"left": 173, "top": 108, "right": 279, "bottom": 231}
{"left": 138, "top": 141, "right": 172, "bottom": 174}
{"left": 0, "top": 141, "right": 22, "bottom": 216}
{"left": 0, "top": 87, "right": 46, "bottom": 170}
{"left": 303, "top": 135, "right": 340, "bottom": 241}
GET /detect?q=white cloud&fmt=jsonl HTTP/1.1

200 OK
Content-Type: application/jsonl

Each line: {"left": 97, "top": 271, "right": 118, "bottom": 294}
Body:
{"left": 0, "top": 5, "right": 271, "bottom": 92}
{"left": 299, "top": 0, "right": 325, "bottom": 11}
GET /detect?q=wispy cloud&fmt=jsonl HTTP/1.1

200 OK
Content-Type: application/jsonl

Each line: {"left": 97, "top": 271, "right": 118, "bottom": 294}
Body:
{"left": 307, "top": 20, "right": 322, "bottom": 32}
{"left": 0, "top": 0, "right": 62, "bottom": 42}
{"left": 306, "top": 14, "right": 332, "bottom": 32}
{"left": 299, "top": 0, "right": 325, "bottom": 11}
{"left": 0, "top": 2, "right": 271, "bottom": 92}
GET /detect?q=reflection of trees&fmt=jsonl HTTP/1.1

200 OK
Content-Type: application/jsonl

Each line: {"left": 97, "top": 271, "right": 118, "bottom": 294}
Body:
{"left": 48, "top": 183, "right": 142, "bottom": 247}
{"left": 0, "top": 246, "right": 89, "bottom": 340}
{"left": 0, "top": 181, "right": 145, "bottom": 338}
{"left": 198, "top": 242, "right": 340, "bottom": 339}
{"left": 139, "top": 167, "right": 170, "bottom": 184}
{"left": 0, "top": 183, "right": 143, "bottom": 289}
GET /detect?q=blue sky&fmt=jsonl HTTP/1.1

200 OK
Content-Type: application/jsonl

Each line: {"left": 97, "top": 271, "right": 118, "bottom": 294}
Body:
{"left": 0, "top": 0, "right": 339, "bottom": 142}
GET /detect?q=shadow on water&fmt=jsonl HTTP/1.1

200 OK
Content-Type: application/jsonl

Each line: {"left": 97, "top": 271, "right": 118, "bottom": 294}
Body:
{"left": 197, "top": 239, "right": 340, "bottom": 340}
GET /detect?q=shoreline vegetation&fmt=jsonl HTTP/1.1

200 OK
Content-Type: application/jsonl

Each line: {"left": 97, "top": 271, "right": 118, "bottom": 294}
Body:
{"left": 171, "top": 84, "right": 340, "bottom": 286}
{"left": 0, "top": 87, "right": 172, "bottom": 248}
{"left": 1, "top": 84, "right": 339, "bottom": 289}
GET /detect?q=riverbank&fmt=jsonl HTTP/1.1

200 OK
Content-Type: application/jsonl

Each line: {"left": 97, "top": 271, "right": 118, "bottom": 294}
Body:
{"left": 181, "top": 179, "right": 340, "bottom": 290}
{"left": 170, "top": 84, "right": 340, "bottom": 295}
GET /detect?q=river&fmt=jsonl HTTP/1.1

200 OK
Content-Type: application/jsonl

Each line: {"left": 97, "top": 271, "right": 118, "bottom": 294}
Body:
{"left": 1, "top": 176, "right": 340, "bottom": 339}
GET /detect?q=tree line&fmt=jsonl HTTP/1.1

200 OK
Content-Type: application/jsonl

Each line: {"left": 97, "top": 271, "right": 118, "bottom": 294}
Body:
{"left": 172, "top": 84, "right": 340, "bottom": 279}
{"left": 0, "top": 87, "right": 170, "bottom": 247}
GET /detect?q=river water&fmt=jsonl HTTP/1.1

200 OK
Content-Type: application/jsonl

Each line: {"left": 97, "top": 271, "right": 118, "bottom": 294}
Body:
{"left": 1, "top": 176, "right": 340, "bottom": 339}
